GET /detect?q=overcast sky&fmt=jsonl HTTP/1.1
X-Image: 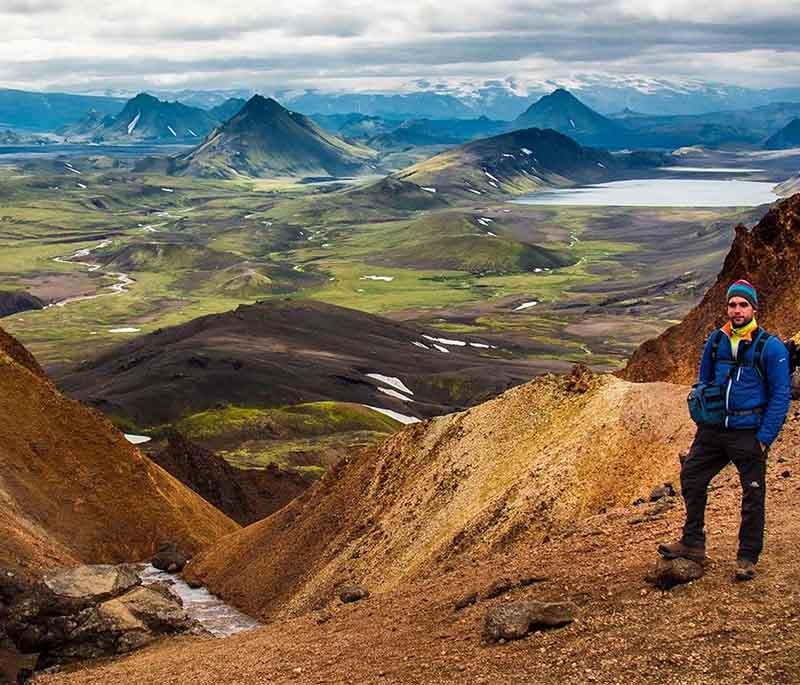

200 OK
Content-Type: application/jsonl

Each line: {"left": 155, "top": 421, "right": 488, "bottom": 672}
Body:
{"left": 3, "top": 0, "right": 800, "bottom": 94}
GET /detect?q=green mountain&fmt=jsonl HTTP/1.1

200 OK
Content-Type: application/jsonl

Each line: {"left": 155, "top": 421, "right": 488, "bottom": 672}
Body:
{"left": 69, "top": 93, "right": 218, "bottom": 142}
{"left": 513, "top": 89, "right": 628, "bottom": 147}
{"left": 393, "top": 126, "right": 623, "bottom": 200}
{"left": 765, "top": 118, "right": 800, "bottom": 149}
{"left": 168, "top": 95, "right": 378, "bottom": 178}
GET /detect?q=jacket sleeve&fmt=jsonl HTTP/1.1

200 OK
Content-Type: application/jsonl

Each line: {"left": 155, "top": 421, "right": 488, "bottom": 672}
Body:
{"left": 698, "top": 334, "right": 716, "bottom": 384}
{"left": 756, "top": 337, "right": 792, "bottom": 446}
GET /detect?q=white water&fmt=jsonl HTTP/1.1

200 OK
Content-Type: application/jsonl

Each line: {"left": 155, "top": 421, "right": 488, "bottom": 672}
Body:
{"left": 512, "top": 178, "right": 778, "bottom": 208}
{"left": 137, "top": 565, "right": 260, "bottom": 637}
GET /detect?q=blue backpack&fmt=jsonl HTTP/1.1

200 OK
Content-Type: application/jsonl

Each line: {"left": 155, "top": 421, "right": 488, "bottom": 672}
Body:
{"left": 687, "top": 328, "right": 772, "bottom": 427}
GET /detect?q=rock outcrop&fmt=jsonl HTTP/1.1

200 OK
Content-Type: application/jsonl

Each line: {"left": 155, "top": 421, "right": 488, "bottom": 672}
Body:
{"left": 0, "top": 326, "right": 238, "bottom": 577}
{"left": 1, "top": 565, "right": 203, "bottom": 670}
{"left": 483, "top": 600, "right": 577, "bottom": 642}
{"left": 622, "top": 194, "right": 800, "bottom": 384}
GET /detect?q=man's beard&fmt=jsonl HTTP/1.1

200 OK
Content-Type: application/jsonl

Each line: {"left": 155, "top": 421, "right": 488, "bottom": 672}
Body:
{"left": 730, "top": 314, "right": 754, "bottom": 328}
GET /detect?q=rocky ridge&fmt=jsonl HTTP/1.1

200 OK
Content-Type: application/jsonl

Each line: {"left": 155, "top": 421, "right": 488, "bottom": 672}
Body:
{"left": 622, "top": 193, "right": 800, "bottom": 384}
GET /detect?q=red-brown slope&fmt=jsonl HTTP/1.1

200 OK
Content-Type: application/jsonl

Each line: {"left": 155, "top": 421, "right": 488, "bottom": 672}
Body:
{"left": 622, "top": 193, "right": 800, "bottom": 384}
{"left": 0, "top": 326, "right": 238, "bottom": 577}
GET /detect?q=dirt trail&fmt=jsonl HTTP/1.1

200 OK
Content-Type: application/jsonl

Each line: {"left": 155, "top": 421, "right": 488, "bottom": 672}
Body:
{"left": 36, "top": 401, "right": 800, "bottom": 685}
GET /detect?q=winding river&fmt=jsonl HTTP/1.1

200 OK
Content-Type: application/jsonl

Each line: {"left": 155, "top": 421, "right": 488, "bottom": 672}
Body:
{"left": 47, "top": 239, "right": 134, "bottom": 309}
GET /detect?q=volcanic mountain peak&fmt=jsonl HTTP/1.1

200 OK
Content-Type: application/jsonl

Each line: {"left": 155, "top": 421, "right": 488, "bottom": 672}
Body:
{"left": 622, "top": 193, "right": 800, "bottom": 384}
{"left": 394, "top": 125, "right": 623, "bottom": 199}
{"left": 513, "top": 87, "right": 627, "bottom": 146}
{"left": 238, "top": 94, "right": 287, "bottom": 118}
{"left": 166, "top": 95, "right": 377, "bottom": 178}
{"left": 68, "top": 92, "right": 218, "bottom": 141}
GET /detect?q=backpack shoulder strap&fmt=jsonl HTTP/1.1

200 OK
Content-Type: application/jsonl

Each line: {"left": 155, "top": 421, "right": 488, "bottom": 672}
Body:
{"left": 710, "top": 329, "right": 725, "bottom": 364}
{"left": 751, "top": 328, "right": 772, "bottom": 379}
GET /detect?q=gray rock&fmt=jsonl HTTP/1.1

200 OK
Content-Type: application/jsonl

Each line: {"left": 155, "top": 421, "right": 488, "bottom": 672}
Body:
{"left": 339, "top": 585, "right": 369, "bottom": 604}
{"left": 42, "top": 565, "right": 140, "bottom": 604}
{"left": 483, "top": 601, "right": 577, "bottom": 642}
{"left": 151, "top": 543, "right": 189, "bottom": 574}
{"left": 3, "top": 566, "right": 200, "bottom": 671}
{"left": 454, "top": 592, "right": 478, "bottom": 611}
{"left": 649, "top": 483, "right": 676, "bottom": 502}
{"left": 645, "top": 557, "right": 704, "bottom": 590}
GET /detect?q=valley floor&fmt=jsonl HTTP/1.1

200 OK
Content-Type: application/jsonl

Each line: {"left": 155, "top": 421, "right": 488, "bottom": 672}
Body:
{"left": 37, "top": 402, "right": 800, "bottom": 685}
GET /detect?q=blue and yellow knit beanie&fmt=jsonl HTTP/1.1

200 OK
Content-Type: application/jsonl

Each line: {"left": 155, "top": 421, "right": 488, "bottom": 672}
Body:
{"left": 727, "top": 279, "right": 758, "bottom": 308}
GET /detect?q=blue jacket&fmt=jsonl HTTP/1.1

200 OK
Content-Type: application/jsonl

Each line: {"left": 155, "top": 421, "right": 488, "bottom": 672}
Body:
{"left": 698, "top": 327, "right": 792, "bottom": 445}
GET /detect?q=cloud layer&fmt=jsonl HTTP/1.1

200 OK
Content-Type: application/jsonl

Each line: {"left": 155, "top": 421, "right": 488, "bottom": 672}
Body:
{"left": 2, "top": 0, "right": 799, "bottom": 92}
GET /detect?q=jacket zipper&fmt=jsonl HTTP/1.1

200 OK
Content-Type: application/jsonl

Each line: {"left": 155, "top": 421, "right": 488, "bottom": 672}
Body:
{"left": 725, "top": 376, "right": 732, "bottom": 427}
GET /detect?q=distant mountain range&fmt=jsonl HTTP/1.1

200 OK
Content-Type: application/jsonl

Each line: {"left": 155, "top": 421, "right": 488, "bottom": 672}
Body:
{"left": 765, "top": 118, "right": 800, "bottom": 149}
{"left": 0, "top": 88, "right": 125, "bottom": 132}
{"left": 62, "top": 93, "right": 225, "bottom": 142}
{"left": 5, "top": 84, "right": 800, "bottom": 152}
{"left": 276, "top": 79, "right": 800, "bottom": 120}
{"left": 151, "top": 95, "right": 377, "bottom": 178}
{"left": 508, "top": 89, "right": 800, "bottom": 149}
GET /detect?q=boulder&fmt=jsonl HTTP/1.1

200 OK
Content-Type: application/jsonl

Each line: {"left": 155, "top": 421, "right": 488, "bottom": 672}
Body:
{"left": 151, "top": 543, "right": 189, "bottom": 574}
{"left": 338, "top": 585, "right": 369, "bottom": 604}
{"left": 483, "top": 601, "right": 577, "bottom": 642}
{"left": 645, "top": 557, "right": 704, "bottom": 590}
{"left": 42, "top": 565, "right": 140, "bottom": 604}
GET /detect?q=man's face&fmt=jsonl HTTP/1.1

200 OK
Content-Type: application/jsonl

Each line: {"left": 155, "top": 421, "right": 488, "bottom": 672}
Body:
{"left": 727, "top": 296, "right": 755, "bottom": 327}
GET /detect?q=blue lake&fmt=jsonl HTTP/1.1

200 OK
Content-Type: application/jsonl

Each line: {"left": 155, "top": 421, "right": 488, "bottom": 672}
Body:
{"left": 511, "top": 178, "right": 779, "bottom": 208}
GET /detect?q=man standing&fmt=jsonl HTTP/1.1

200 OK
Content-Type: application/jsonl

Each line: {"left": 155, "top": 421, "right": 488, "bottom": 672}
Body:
{"left": 659, "top": 279, "right": 792, "bottom": 580}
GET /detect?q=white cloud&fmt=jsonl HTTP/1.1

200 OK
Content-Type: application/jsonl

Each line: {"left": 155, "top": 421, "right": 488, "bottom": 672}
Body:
{"left": 1, "top": 0, "right": 799, "bottom": 91}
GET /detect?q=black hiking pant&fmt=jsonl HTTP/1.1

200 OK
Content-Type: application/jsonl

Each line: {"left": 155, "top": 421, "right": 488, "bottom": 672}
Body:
{"left": 680, "top": 425, "right": 767, "bottom": 563}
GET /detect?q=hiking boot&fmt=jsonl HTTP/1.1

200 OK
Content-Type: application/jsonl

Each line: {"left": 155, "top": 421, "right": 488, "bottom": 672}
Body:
{"left": 657, "top": 540, "right": 706, "bottom": 562}
{"left": 735, "top": 559, "right": 757, "bottom": 582}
